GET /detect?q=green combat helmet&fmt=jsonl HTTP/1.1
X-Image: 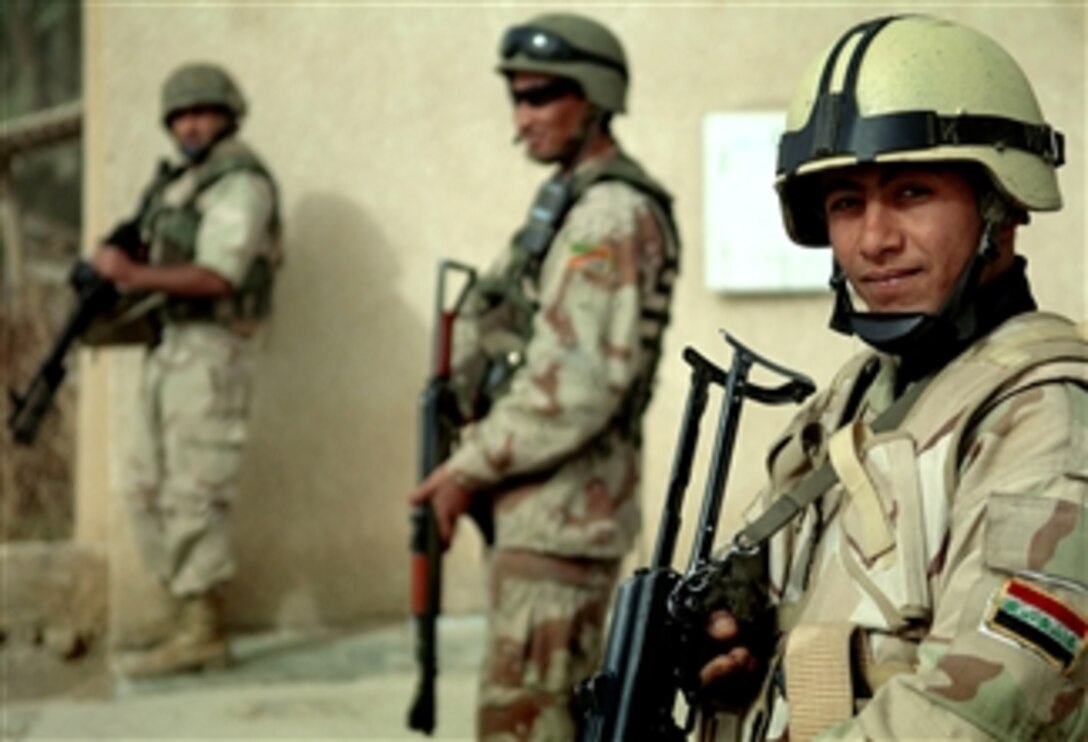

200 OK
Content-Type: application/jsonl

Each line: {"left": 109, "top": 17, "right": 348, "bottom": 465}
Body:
{"left": 161, "top": 62, "right": 247, "bottom": 126}
{"left": 774, "top": 14, "right": 1064, "bottom": 354}
{"left": 497, "top": 13, "right": 628, "bottom": 113}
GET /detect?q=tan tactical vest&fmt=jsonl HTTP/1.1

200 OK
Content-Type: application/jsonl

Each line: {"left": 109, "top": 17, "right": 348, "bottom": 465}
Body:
{"left": 749, "top": 312, "right": 1087, "bottom": 740}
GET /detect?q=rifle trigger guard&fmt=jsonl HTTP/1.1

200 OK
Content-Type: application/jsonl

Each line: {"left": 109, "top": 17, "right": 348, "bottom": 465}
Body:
{"left": 668, "top": 563, "right": 715, "bottom": 622}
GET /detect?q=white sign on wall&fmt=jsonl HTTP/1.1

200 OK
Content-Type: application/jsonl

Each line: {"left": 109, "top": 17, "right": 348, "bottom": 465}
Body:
{"left": 703, "top": 111, "right": 830, "bottom": 293}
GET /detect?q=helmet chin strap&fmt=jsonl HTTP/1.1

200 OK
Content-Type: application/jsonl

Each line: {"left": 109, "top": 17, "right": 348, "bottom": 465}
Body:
{"left": 559, "top": 106, "right": 605, "bottom": 172}
{"left": 829, "top": 194, "right": 1008, "bottom": 358}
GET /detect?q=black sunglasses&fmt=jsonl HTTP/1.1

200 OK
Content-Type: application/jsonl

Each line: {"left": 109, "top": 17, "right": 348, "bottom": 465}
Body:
{"left": 509, "top": 78, "right": 583, "bottom": 108}
{"left": 500, "top": 26, "right": 627, "bottom": 80}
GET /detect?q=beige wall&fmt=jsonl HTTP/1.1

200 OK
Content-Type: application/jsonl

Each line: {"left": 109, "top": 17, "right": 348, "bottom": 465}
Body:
{"left": 79, "top": 2, "right": 1086, "bottom": 631}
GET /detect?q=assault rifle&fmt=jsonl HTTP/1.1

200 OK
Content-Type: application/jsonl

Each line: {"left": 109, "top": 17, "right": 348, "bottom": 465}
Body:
{"left": 577, "top": 333, "right": 815, "bottom": 741}
{"left": 408, "top": 259, "right": 495, "bottom": 735}
{"left": 7, "top": 219, "right": 148, "bottom": 446}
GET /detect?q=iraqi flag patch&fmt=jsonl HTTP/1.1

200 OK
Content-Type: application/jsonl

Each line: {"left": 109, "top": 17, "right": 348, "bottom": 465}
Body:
{"left": 985, "top": 578, "right": 1087, "bottom": 673}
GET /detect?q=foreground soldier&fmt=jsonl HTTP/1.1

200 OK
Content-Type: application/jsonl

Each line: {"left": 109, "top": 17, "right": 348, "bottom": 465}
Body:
{"left": 94, "top": 63, "right": 280, "bottom": 677}
{"left": 699, "top": 15, "right": 1086, "bottom": 741}
{"left": 409, "top": 13, "right": 680, "bottom": 739}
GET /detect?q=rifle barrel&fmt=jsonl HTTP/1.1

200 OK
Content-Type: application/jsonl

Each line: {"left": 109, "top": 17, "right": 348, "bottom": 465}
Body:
{"left": 7, "top": 277, "right": 117, "bottom": 446}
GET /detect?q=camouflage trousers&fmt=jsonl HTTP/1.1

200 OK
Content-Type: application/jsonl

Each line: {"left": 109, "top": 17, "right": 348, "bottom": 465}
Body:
{"left": 122, "top": 324, "right": 254, "bottom": 598}
{"left": 478, "top": 548, "right": 620, "bottom": 742}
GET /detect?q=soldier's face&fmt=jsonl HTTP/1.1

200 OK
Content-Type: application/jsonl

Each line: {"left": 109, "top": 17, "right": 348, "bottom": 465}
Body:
{"left": 508, "top": 72, "right": 590, "bottom": 164}
{"left": 169, "top": 106, "right": 231, "bottom": 157}
{"left": 822, "top": 164, "right": 989, "bottom": 315}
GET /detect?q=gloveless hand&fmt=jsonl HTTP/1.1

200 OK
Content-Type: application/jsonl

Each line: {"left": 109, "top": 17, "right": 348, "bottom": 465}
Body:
{"left": 92, "top": 246, "right": 138, "bottom": 284}
{"left": 408, "top": 465, "right": 476, "bottom": 550}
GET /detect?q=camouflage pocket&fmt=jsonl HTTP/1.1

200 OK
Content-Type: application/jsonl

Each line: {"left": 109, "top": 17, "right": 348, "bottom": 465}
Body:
{"left": 985, "top": 489, "right": 1087, "bottom": 586}
{"left": 181, "top": 418, "right": 246, "bottom": 501}
{"left": 487, "top": 556, "right": 614, "bottom": 695}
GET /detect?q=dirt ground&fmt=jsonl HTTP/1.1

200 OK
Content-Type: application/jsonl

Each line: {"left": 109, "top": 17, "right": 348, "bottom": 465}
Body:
{"left": 2, "top": 641, "right": 112, "bottom": 703}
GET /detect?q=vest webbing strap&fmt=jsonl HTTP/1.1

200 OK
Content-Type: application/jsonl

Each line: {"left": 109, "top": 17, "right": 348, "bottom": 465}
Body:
{"left": 572, "top": 151, "right": 676, "bottom": 233}
{"left": 735, "top": 373, "right": 932, "bottom": 549}
{"left": 516, "top": 150, "right": 678, "bottom": 283}
{"left": 828, "top": 419, "right": 895, "bottom": 558}
{"left": 784, "top": 622, "right": 858, "bottom": 742}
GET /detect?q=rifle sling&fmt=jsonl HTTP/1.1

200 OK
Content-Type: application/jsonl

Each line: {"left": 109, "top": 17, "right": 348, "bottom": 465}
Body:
{"left": 735, "top": 373, "right": 932, "bottom": 549}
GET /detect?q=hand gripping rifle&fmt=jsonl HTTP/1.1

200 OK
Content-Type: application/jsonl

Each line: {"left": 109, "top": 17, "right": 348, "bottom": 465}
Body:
{"left": 576, "top": 333, "right": 815, "bottom": 741}
{"left": 7, "top": 217, "right": 148, "bottom": 446}
{"left": 408, "top": 259, "right": 495, "bottom": 735}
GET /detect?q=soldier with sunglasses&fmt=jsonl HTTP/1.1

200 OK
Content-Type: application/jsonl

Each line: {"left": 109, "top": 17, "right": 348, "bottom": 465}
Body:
{"left": 409, "top": 13, "right": 681, "bottom": 740}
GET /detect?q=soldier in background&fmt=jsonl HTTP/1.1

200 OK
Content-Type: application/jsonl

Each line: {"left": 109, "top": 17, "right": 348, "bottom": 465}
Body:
{"left": 698, "top": 15, "right": 1086, "bottom": 740}
{"left": 93, "top": 63, "right": 280, "bottom": 678}
{"left": 409, "top": 13, "right": 680, "bottom": 739}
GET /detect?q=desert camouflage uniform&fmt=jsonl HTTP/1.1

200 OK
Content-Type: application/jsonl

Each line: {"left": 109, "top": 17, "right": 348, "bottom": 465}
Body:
{"left": 123, "top": 136, "right": 277, "bottom": 598}
{"left": 446, "top": 150, "right": 679, "bottom": 740}
{"left": 711, "top": 311, "right": 1087, "bottom": 741}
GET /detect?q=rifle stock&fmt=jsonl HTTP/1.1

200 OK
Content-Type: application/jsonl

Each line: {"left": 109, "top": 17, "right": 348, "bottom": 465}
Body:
{"left": 577, "top": 334, "right": 815, "bottom": 741}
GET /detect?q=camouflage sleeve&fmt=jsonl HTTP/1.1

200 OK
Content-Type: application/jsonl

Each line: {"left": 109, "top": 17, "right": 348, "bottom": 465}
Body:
{"left": 446, "top": 182, "right": 663, "bottom": 488}
{"left": 825, "top": 374, "right": 1087, "bottom": 740}
{"left": 193, "top": 170, "right": 275, "bottom": 287}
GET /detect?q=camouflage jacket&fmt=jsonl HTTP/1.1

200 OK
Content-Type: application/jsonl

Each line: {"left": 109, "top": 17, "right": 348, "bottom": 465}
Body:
{"left": 731, "top": 311, "right": 1087, "bottom": 741}
{"left": 445, "top": 152, "right": 679, "bottom": 559}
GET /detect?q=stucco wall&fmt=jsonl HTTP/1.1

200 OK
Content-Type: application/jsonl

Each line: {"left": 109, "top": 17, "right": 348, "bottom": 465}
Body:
{"left": 78, "top": 2, "right": 1086, "bottom": 631}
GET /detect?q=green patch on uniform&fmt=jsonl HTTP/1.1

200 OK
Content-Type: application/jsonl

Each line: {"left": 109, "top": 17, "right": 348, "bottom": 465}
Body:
{"left": 567, "top": 241, "right": 613, "bottom": 269}
{"left": 985, "top": 578, "right": 1086, "bottom": 672}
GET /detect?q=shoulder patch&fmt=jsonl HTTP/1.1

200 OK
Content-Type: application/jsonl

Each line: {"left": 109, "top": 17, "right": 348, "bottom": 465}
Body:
{"left": 567, "top": 241, "right": 613, "bottom": 270}
{"left": 984, "top": 578, "right": 1087, "bottom": 673}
